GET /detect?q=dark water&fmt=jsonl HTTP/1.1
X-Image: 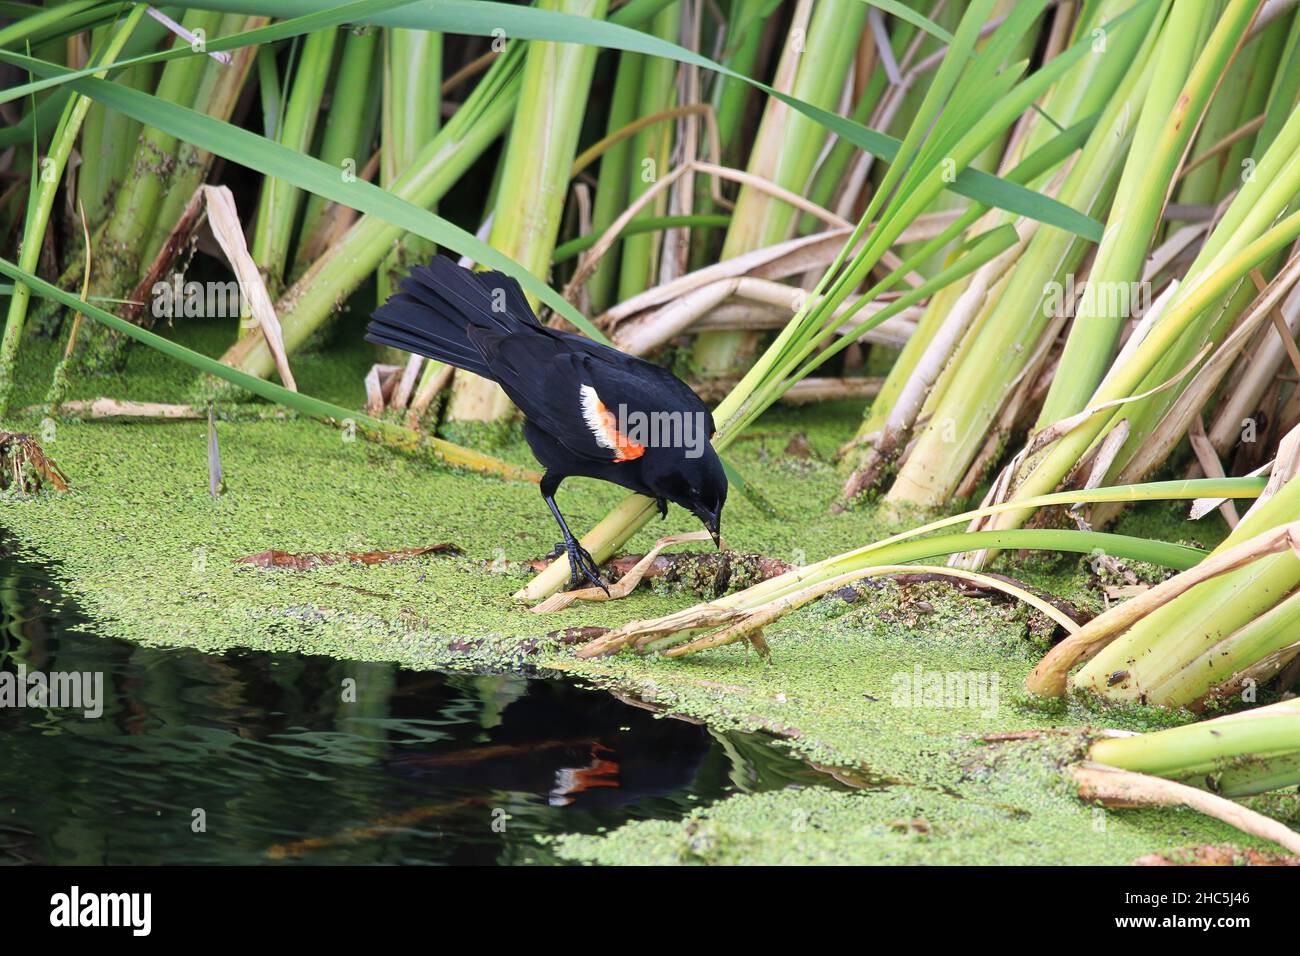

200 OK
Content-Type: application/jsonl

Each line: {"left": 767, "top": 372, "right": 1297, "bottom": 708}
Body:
{"left": 0, "top": 536, "right": 842, "bottom": 865}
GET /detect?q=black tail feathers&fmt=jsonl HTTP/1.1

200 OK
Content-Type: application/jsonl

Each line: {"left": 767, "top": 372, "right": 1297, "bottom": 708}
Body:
{"left": 365, "top": 256, "right": 539, "bottom": 379}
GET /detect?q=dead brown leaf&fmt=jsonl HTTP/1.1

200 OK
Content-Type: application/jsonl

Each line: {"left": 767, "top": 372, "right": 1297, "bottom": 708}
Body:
{"left": 0, "top": 432, "right": 69, "bottom": 494}
{"left": 237, "top": 543, "right": 463, "bottom": 570}
{"left": 783, "top": 433, "right": 814, "bottom": 459}
{"left": 1134, "top": 845, "right": 1300, "bottom": 866}
{"left": 888, "top": 818, "right": 933, "bottom": 836}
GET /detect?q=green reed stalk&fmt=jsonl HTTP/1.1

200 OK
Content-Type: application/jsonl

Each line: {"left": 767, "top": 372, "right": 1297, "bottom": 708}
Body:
{"left": 885, "top": 32, "right": 1162, "bottom": 506}
{"left": 295, "top": 24, "right": 381, "bottom": 273}
{"left": 78, "top": 23, "right": 153, "bottom": 229}
{"left": 987, "top": 101, "right": 1300, "bottom": 543}
{"left": 221, "top": 45, "right": 526, "bottom": 379}
{"left": 689, "top": 0, "right": 869, "bottom": 377}
{"left": 220, "top": 0, "right": 677, "bottom": 379}
{"left": 376, "top": 25, "right": 441, "bottom": 305}
{"left": 1073, "top": 472, "right": 1300, "bottom": 707}
{"left": 446, "top": 0, "right": 611, "bottom": 425}
{"left": 606, "top": 475, "right": 1266, "bottom": 654}
{"left": 852, "top": 0, "right": 1158, "bottom": 452}
{"left": 1256, "top": 9, "right": 1300, "bottom": 152}
{"left": 615, "top": 0, "right": 680, "bottom": 303}
{"left": 0, "top": 4, "right": 146, "bottom": 415}
{"left": 141, "top": 13, "right": 266, "bottom": 269}
{"left": 1091, "top": 700, "right": 1300, "bottom": 797}
{"left": 1036, "top": 0, "right": 1261, "bottom": 426}
{"left": 85, "top": 10, "right": 221, "bottom": 307}
{"left": 586, "top": 50, "right": 644, "bottom": 312}
{"left": 250, "top": 27, "right": 339, "bottom": 294}
{"left": 712, "top": 0, "right": 777, "bottom": 167}
{"left": 1169, "top": 11, "right": 1285, "bottom": 230}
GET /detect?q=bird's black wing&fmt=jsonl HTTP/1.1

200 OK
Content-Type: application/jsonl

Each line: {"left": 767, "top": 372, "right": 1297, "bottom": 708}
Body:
{"left": 576, "top": 338, "right": 715, "bottom": 431}
{"left": 466, "top": 329, "right": 712, "bottom": 465}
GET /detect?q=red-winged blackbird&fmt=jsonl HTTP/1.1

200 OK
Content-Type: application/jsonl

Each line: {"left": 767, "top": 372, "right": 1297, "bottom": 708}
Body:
{"left": 367, "top": 256, "right": 727, "bottom": 591}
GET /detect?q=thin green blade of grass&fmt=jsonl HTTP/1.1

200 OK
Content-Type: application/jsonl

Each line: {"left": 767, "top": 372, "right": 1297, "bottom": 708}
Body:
{"left": 1, "top": 50, "right": 609, "bottom": 343}
{"left": 852, "top": 0, "right": 952, "bottom": 43}
{"left": 0, "top": 255, "right": 535, "bottom": 481}
{"left": 725, "top": 223, "right": 1021, "bottom": 438}
{"left": 0, "top": 0, "right": 426, "bottom": 106}
{"left": 0, "top": 0, "right": 115, "bottom": 50}
{"left": 45, "top": 0, "right": 1110, "bottom": 239}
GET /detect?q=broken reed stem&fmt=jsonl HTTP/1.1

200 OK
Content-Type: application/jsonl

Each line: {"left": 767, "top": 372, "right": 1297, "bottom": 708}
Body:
{"left": 530, "top": 532, "right": 713, "bottom": 613}
{"left": 1071, "top": 762, "right": 1300, "bottom": 855}
{"left": 655, "top": 562, "right": 1082, "bottom": 659}
{"left": 1027, "top": 520, "right": 1300, "bottom": 697}
{"left": 1088, "top": 699, "right": 1300, "bottom": 796}
{"left": 553, "top": 476, "right": 1264, "bottom": 647}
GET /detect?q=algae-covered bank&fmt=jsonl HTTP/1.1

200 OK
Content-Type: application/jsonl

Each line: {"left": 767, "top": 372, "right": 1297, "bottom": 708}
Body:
{"left": 3, "top": 324, "right": 1292, "bottom": 866}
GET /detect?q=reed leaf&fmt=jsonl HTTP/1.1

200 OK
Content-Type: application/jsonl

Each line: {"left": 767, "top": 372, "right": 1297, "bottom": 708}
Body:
{"left": 0, "top": 256, "right": 535, "bottom": 482}
{"left": 13, "top": 0, "right": 1107, "bottom": 238}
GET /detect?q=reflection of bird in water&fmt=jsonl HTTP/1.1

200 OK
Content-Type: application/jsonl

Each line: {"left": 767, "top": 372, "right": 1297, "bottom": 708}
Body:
{"left": 387, "top": 680, "right": 711, "bottom": 809}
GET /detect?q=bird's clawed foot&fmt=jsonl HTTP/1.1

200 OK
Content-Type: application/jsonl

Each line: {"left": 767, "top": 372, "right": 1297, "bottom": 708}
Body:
{"left": 565, "top": 539, "right": 609, "bottom": 594}
{"left": 656, "top": 497, "right": 668, "bottom": 520}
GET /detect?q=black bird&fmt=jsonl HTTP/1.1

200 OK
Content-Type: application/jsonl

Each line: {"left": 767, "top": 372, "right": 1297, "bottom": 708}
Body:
{"left": 367, "top": 256, "right": 727, "bottom": 591}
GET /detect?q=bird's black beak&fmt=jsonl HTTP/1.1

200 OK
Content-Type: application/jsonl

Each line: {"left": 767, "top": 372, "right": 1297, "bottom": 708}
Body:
{"left": 704, "top": 511, "right": 722, "bottom": 549}
{"left": 690, "top": 504, "right": 722, "bottom": 548}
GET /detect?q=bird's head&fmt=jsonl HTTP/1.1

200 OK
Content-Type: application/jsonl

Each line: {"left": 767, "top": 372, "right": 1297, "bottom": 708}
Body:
{"left": 661, "top": 446, "right": 727, "bottom": 548}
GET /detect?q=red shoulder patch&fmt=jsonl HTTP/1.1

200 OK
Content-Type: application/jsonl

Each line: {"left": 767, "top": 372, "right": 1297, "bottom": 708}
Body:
{"left": 579, "top": 384, "right": 645, "bottom": 462}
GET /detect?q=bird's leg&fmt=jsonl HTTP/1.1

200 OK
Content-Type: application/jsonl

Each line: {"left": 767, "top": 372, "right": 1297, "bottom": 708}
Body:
{"left": 543, "top": 491, "right": 609, "bottom": 594}
{"left": 656, "top": 497, "right": 668, "bottom": 520}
